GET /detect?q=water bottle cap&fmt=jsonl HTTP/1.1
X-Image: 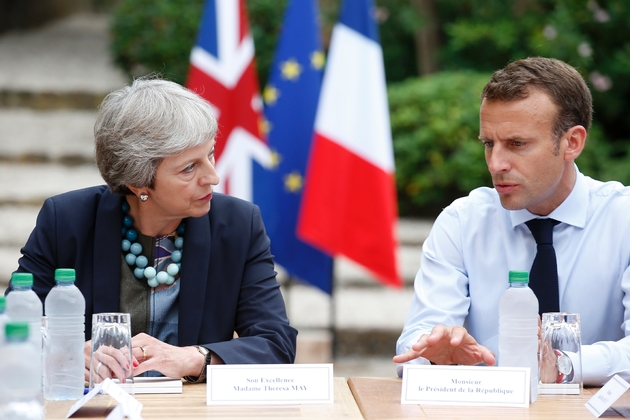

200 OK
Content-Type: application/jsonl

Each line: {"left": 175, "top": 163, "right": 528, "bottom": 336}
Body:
{"left": 0, "top": 295, "right": 5, "bottom": 312}
{"left": 55, "top": 268, "right": 76, "bottom": 283}
{"left": 508, "top": 270, "right": 529, "bottom": 283}
{"left": 11, "top": 272, "right": 34, "bottom": 287}
{"left": 5, "top": 322, "right": 29, "bottom": 340}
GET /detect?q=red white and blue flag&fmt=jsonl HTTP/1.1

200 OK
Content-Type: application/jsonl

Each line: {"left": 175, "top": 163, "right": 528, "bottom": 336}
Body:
{"left": 186, "top": 0, "right": 271, "bottom": 201}
{"left": 298, "top": 0, "right": 401, "bottom": 287}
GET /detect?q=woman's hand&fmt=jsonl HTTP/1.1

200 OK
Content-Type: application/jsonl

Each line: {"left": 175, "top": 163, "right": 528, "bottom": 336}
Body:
{"left": 131, "top": 333, "right": 209, "bottom": 379}
{"left": 92, "top": 345, "right": 134, "bottom": 383}
{"left": 84, "top": 340, "right": 91, "bottom": 382}
{"left": 84, "top": 339, "right": 139, "bottom": 384}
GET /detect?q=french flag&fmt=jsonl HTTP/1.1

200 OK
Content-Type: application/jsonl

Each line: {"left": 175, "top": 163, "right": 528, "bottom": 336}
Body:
{"left": 186, "top": 0, "right": 271, "bottom": 201}
{"left": 298, "top": 0, "right": 401, "bottom": 287}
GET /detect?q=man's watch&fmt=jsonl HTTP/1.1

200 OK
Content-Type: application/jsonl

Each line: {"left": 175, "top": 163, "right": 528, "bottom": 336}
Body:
{"left": 554, "top": 349, "right": 573, "bottom": 384}
{"left": 183, "top": 345, "right": 211, "bottom": 383}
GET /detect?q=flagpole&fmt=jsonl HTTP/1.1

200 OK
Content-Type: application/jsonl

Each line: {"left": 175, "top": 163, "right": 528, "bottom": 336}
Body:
{"left": 330, "top": 265, "right": 337, "bottom": 364}
{"left": 283, "top": 273, "right": 292, "bottom": 319}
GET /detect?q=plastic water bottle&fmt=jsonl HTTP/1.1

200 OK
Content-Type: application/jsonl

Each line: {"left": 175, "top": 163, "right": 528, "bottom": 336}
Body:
{"left": 498, "top": 270, "right": 539, "bottom": 403}
{"left": 0, "top": 322, "right": 45, "bottom": 420}
{"left": 0, "top": 296, "right": 8, "bottom": 344}
{"left": 6, "top": 272, "right": 43, "bottom": 351}
{"left": 43, "top": 268, "right": 86, "bottom": 400}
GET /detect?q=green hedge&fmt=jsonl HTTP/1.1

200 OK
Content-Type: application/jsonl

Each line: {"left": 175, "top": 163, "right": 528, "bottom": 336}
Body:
{"left": 110, "top": 0, "right": 203, "bottom": 84}
{"left": 389, "top": 72, "right": 491, "bottom": 216}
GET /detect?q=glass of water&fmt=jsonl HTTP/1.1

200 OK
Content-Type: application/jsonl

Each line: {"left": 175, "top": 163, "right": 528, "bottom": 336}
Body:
{"left": 539, "top": 312, "right": 582, "bottom": 395}
{"left": 89, "top": 313, "right": 134, "bottom": 393}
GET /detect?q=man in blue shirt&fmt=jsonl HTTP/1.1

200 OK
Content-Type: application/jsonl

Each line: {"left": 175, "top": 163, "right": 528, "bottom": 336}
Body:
{"left": 394, "top": 57, "right": 630, "bottom": 386}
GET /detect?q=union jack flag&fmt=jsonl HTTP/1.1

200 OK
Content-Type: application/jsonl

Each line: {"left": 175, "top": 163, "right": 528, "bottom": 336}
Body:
{"left": 186, "top": 0, "right": 271, "bottom": 201}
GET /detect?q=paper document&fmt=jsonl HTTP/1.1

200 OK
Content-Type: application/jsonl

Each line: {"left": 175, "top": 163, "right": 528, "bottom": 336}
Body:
{"left": 113, "top": 377, "right": 183, "bottom": 394}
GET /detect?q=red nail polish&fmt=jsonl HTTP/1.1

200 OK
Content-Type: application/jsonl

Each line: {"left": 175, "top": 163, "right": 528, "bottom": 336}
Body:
{"left": 133, "top": 361, "right": 139, "bottom": 367}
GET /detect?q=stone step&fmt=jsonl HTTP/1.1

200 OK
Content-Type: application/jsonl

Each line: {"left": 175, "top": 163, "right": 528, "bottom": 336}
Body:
{"left": 0, "top": 108, "right": 96, "bottom": 163}
{"left": 0, "top": 13, "right": 127, "bottom": 98}
{"left": 0, "top": 162, "right": 103, "bottom": 205}
{"left": 284, "top": 282, "right": 413, "bottom": 357}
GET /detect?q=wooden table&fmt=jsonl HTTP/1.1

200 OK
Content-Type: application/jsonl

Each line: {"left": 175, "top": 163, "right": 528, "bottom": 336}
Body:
{"left": 348, "top": 377, "right": 630, "bottom": 419}
{"left": 44, "top": 377, "right": 362, "bottom": 419}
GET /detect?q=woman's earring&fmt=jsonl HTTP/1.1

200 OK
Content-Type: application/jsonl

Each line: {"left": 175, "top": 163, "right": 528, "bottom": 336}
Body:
{"left": 140, "top": 193, "right": 149, "bottom": 202}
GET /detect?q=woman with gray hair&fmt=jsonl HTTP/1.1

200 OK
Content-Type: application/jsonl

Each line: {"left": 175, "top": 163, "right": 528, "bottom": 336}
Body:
{"left": 8, "top": 77, "right": 297, "bottom": 383}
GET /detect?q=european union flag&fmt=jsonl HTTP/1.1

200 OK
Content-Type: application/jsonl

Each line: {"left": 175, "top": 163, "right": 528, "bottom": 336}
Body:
{"left": 253, "top": 0, "right": 333, "bottom": 294}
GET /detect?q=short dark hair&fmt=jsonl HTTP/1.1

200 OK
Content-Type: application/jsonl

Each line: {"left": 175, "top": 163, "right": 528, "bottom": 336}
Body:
{"left": 482, "top": 57, "right": 592, "bottom": 141}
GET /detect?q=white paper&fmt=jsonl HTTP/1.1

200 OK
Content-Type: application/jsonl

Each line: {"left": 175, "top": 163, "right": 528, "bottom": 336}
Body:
{"left": 206, "top": 364, "right": 334, "bottom": 405}
{"left": 66, "top": 378, "right": 143, "bottom": 419}
{"left": 401, "top": 365, "right": 530, "bottom": 407}
{"left": 113, "top": 377, "right": 183, "bottom": 394}
{"left": 585, "top": 374, "right": 630, "bottom": 417}
{"left": 66, "top": 382, "right": 106, "bottom": 418}
{"left": 539, "top": 382, "right": 580, "bottom": 395}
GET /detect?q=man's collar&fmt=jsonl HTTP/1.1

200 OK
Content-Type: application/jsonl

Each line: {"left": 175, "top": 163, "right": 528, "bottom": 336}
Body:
{"left": 510, "top": 164, "right": 588, "bottom": 228}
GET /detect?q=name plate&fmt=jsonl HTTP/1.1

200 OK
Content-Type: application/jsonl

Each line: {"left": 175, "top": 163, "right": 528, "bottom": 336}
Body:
{"left": 207, "top": 364, "right": 334, "bottom": 405}
{"left": 66, "top": 378, "right": 143, "bottom": 419}
{"left": 585, "top": 374, "right": 630, "bottom": 417}
{"left": 401, "top": 365, "right": 530, "bottom": 407}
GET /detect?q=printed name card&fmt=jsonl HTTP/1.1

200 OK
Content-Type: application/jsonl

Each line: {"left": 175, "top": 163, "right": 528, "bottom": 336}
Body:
{"left": 401, "top": 365, "right": 530, "bottom": 407}
{"left": 206, "top": 364, "right": 334, "bottom": 405}
{"left": 66, "top": 378, "right": 143, "bottom": 419}
{"left": 585, "top": 374, "right": 630, "bottom": 417}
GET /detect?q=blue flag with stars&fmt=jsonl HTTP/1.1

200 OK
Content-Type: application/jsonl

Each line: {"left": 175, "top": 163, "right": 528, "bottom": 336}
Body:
{"left": 253, "top": 0, "right": 333, "bottom": 294}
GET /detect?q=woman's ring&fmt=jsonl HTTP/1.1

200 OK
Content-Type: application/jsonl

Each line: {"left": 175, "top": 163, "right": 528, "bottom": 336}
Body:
{"left": 96, "top": 361, "right": 103, "bottom": 374}
{"left": 140, "top": 345, "right": 147, "bottom": 360}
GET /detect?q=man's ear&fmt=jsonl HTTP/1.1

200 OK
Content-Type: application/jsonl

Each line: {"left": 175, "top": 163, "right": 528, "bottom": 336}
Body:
{"left": 563, "top": 125, "right": 587, "bottom": 161}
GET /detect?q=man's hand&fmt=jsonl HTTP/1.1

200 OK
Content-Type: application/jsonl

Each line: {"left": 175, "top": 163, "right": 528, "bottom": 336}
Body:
{"left": 393, "top": 325, "right": 496, "bottom": 366}
{"left": 539, "top": 340, "right": 558, "bottom": 383}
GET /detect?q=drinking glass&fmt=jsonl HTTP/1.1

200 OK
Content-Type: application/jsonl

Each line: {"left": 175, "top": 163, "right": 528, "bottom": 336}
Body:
{"left": 89, "top": 313, "right": 134, "bottom": 393}
{"left": 539, "top": 312, "right": 582, "bottom": 395}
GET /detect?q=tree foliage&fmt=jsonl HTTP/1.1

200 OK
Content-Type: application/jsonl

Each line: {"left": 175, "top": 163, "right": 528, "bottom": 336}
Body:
{"left": 389, "top": 72, "right": 491, "bottom": 216}
{"left": 111, "top": 0, "right": 203, "bottom": 84}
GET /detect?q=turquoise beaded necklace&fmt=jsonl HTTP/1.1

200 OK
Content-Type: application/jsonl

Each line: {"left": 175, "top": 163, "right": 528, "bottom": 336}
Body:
{"left": 121, "top": 201, "right": 184, "bottom": 288}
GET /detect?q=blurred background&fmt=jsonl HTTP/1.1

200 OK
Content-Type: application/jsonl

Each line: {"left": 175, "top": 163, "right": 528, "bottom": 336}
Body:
{"left": 0, "top": 0, "right": 628, "bottom": 377}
